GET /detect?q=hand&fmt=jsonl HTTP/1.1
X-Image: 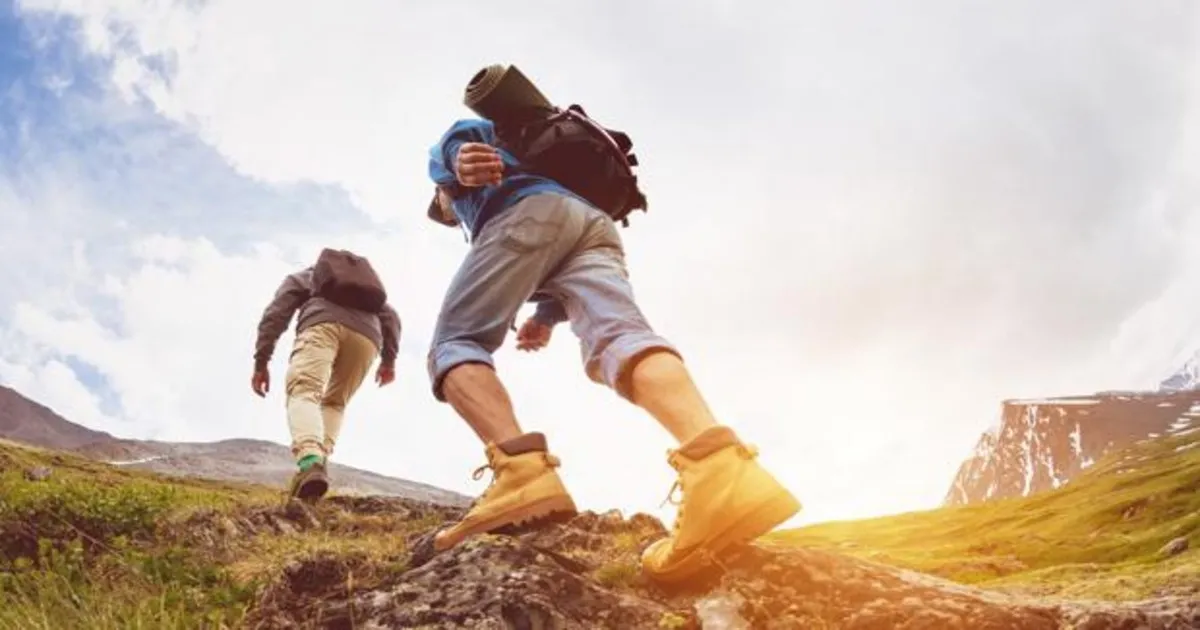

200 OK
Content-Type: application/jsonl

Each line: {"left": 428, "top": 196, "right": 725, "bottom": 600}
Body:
{"left": 434, "top": 187, "right": 459, "bottom": 226}
{"left": 376, "top": 363, "right": 395, "bottom": 387}
{"left": 516, "top": 317, "right": 552, "bottom": 352}
{"left": 251, "top": 367, "right": 270, "bottom": 397}
{"left": 455, "top": 142, "right": 503, "bottom": 187}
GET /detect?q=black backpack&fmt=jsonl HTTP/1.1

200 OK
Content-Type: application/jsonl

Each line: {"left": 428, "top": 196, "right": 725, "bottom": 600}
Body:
{"left": 310, "top": 248, "right": 387, "bottom": 312}
{"left": 495, "top": 104, "right": 648, "bottom": 226}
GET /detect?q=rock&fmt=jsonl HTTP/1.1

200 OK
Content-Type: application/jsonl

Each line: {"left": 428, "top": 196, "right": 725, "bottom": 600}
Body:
{"left": 599, "top": 508, "right": 625, "bottom": 526}
{"left": 23, "top": 466, "right": 51, "bottom": 481}
{"left": 240, "top": 504, "right": 1200, "bottom": 629}
{"left": 694, "top": 591, "right": 751, "bottom": 629}
{"left": 1159, "top": 536, "right": 1189, "bottom": 558}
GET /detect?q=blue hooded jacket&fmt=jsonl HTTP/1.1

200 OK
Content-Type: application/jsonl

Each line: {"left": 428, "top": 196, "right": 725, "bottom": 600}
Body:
{"left": 428, "top": 118, "right": 578, "bottom": 324}
{"left": 428, "top": 118, "right": 584, "bottom": 239}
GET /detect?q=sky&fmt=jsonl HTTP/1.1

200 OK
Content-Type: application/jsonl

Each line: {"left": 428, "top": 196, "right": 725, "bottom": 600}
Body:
{"left": 2, "top": 0, "right": 1200, "bottom": 527}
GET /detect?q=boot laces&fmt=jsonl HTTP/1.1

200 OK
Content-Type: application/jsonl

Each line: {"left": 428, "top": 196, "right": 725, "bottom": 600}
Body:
{"left": 470, "top": 455, "right": 504, "bottom": 503}
{"left": 658, "top": 479, "right": 684, "bottom": 535}
{"left": 471, "top": 462, "right": 495, "bottom": 482}
{"left": 470, "top": 452, "right": 562, "bottom": 500}
{"left": 658, "top": 443, "right": 759, "bottom": 534}
{"left": 660, "top": 449, "right": 687, "bottom": 535}
{"left": 659, "top": 480, "right": 683, "bottom": 508}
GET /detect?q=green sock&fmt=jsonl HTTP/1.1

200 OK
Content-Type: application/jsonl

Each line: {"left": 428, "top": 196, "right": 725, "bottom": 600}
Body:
{"left": 297, "top": 454, "right": 322, "bottom": 471}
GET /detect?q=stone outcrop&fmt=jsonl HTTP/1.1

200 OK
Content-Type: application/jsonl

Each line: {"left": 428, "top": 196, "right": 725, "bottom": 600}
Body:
{"left": 240, "top": 499, "right": 1200, "bottom": 629}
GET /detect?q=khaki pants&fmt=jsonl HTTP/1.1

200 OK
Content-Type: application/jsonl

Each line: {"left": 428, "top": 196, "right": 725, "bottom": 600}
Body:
{"left": 284, "top": 322, "right": 378, "bottom": 461}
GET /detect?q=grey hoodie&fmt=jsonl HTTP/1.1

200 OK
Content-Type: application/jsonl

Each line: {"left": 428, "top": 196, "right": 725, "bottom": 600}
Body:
{"left": 253, "top": 267, "right": 401, "bottom": 370}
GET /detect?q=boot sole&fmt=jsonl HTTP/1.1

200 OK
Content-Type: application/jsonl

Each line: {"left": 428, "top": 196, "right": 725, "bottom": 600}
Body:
{"left": 644, "top": 490, "right": 801, "bottom": 584}
{"left": 434, "top": 493, "right": 579, "bottom": 551}
{"left": 294, "top": 476, "right": 329, "bottom": 503}
{"left": 491, "top": 505, "right": 578, "bottom": 536}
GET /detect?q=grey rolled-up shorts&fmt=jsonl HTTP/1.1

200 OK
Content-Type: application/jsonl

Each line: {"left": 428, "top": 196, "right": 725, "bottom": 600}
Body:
{"left": 426, "top": 193, "right": 679, "bottom": 401}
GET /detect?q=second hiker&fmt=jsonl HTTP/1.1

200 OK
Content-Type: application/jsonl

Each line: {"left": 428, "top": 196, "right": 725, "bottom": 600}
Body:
{"left": 251, "top": 248, "right": 401, "bottom": 502}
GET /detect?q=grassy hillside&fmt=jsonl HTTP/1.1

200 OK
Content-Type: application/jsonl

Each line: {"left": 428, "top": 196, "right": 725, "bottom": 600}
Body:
{"left": 0, "top": 439, "right": 445, "bottom": 629}
{"left": 773, "top": 430, "right": 1200, "bottom": 600}
{"left": 2, "top": 427, "right": 1197, "bottom": 628}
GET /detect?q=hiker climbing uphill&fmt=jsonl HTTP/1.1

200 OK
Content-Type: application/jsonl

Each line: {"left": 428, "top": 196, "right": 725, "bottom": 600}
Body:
{"left": 251, "top": 248, "right": 401, "bottom": 502}
{"left": 422, "top": 63, "right": 802, "bottom": 585}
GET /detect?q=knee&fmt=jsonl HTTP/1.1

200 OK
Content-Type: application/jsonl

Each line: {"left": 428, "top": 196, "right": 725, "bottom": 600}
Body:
{"left": 615, "top": 346, "right": 684, "bottom": 400}
{"left": 585, "top": 333, "right": 681, "bottom": 400}
{"left": 320, "top": 398, "right": 347, "bottom": 412}
{"left": 427, "top": 339, "right": 496, "bottom": 401}
{"left": 285, "top": 366, "right": 324, "bottom": 402}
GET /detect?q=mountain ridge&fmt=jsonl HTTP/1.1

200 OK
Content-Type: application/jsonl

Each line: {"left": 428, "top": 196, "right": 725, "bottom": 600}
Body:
{"left": 946, "top": 354, "right": 1200, "bottom": 507}
{"left": 0, "top": 384, "right": 115, "bottom": 449}
{"left": 0, "top": 384, "right": 469, "bottom": 506}
{"left": 1160, "top": 351, "right": 1200, "bottom": 392}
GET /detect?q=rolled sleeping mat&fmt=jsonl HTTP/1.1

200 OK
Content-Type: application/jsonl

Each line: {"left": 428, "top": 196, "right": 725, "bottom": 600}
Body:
{"left": 463, "top": 64, "right": 553, "bottom": 122}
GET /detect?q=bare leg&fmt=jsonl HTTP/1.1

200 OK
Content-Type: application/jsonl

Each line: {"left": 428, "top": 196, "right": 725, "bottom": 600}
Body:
{"left": 627, "top": 350, "right": 719, "bottom": 444}
{"left": 441, "top": 362, "right": 524, "bottom": 444}
{"left": 430, "top": 362, "right": 577, "bottom": 554}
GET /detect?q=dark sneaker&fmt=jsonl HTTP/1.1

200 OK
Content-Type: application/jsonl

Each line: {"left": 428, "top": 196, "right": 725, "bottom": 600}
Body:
{"left": 288, "top": 461, "right": 330, "bottom": 503}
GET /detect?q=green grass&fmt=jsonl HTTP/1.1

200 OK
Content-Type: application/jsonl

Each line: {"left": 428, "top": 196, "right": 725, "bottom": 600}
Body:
{"left": 0, "top": 537, "right": 258, "bottom": 630}
{"left": 0, "top": 443, "right": 268, "bottom": 628}
{"left": 772, "top": 431, "right": 1200, "bottom": 600}
{"left": 2, "top": 426, "right": 1197, "bottom": 626}
{"left": 0, "top": 440, "right": 433, "bottom": 628}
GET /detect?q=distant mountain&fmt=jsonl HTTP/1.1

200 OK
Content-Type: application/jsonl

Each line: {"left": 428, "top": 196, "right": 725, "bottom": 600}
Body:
{"left": 944, "top": 390, "right": 1200, "bottom": 506}
{"left": 946, "top": 353, "right": 1200, "bottom": 506}
{"left": 0, "top": 385, "right": 115, "bottom": 449}
{"left": 1159, "top": 351, "right": 1200, "bottom": 392}
{"left": 0, "top": 385, "right": 468, "bottom": 506}
{"left": 71, "top": 437, "right": 469, "bottom": 505}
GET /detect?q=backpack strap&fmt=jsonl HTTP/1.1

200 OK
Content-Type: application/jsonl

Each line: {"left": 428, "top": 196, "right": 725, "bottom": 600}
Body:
{"left": 559, "top": 106, "right": 634, "bottom": 172}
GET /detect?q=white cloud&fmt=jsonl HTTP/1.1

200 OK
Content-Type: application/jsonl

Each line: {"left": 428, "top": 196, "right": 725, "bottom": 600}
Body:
{"left": 3, "top": 0, "right": 1200, "bottom": 526}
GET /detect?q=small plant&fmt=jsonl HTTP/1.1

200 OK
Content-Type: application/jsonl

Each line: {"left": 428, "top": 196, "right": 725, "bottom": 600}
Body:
{"left": 658, "top": 611, "right": 690, "bottom": 629}
{"left": 593, "top": 559, "right": 641, "bottom": 588}
{"left": 611, "top": 531, "right": 641, "bottom": 551}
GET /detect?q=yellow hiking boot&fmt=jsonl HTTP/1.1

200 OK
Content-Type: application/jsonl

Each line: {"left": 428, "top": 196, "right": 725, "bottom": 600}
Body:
{"left": 641, "top": 426, "right": 802, "bottom": 585}
{"left": 433, "top": 432, "right": 578, "bottom": 551}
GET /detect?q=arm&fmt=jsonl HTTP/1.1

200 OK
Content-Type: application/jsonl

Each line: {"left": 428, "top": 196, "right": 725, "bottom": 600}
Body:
{"left": 427, "top": 119, "right": 496, "bottom": 187}
{"left": 253, "top": 272, "right": 311, "bottom": 370}
{"left": 378, "top": 303, "right": 401, "bottom": 366}
{"left": 515, "top": 298, "right": 564, "bottom": 352}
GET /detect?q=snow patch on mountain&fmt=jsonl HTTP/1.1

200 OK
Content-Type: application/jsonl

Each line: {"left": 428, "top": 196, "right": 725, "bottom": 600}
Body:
{"left": 1159, "top": 351, "right": 1200, "bottom": 392}
{"left": 110, "top": 456, "right": 165, "bottom": 466}
{"left": 945, "top": 390, "right": 1200, "bottom": 506}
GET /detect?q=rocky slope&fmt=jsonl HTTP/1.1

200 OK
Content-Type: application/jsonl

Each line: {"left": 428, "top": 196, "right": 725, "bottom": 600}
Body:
{"left": 245, "top": 500, "right": 1200, "bottom": 630}
{"left": 0, "top": 384, "right": 468, "bottom": 506}
{"left": 945, "top": 389, "right": 1200, "bottom": 506}
{"left": 5, "top": 432, "right": 1200, "bottom": 629}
